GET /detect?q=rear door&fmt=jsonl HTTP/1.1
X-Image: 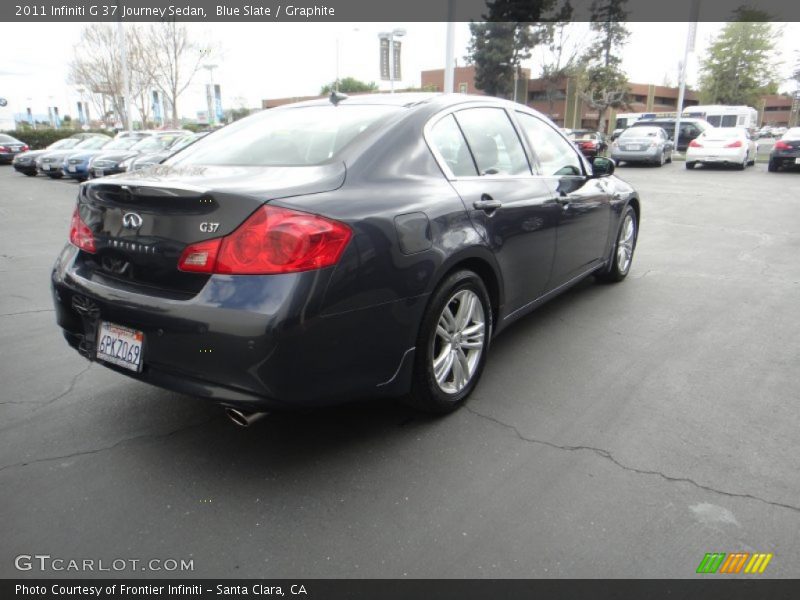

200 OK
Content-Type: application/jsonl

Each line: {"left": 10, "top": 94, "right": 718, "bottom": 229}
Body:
{"left": 514, "top": 111, "right": 612, "bottom": 289}
{"left": 428, "top": 106, "right": 560, "bottom": 313}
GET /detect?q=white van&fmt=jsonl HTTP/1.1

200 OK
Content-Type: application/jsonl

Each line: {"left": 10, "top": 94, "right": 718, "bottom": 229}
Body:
{"left": 682, "top": 105, "right": 759, "bottom": 132}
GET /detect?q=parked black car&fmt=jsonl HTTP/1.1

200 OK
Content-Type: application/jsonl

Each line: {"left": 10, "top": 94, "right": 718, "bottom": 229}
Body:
{"left": 629, "top": 117, "right": 712, "bottom": 152}
{"left": 128, "top": 132, "right": 204, "bottom": 171}
{"left": 52, "top": 94, "right": 640, "bottom": 423}
{"left": 768, "top": 127, "right": 800, "bottom": 172}
{"left": 0, "top": 133, "right": 29, "bottom": 163}
{"left": 87, "top": 131, "right": 189, "bottom": 178}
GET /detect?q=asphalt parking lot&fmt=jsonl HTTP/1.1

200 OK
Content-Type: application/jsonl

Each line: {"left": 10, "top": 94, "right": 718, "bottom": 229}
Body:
{"left": 1, "top": 161, "right": 799, "bottom": 579}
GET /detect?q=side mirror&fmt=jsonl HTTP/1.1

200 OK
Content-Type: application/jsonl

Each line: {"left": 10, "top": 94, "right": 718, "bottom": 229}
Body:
{"left": 591, "top": 156, "right": 615, "bottom": 177}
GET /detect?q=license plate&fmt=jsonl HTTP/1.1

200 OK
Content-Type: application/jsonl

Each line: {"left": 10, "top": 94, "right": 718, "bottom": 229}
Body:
{"left": 42, "top": 164, "right": 51, "bottom": 170}
{"left": 96, "top": 169, "right": 104, "bottom": 177}
{"left": 795, "top": 158, "right": 800, "bottom": 165}
{"left": 68, "top": 165, "right": 76, "bottom": 172}
{"left": 96, "top": 321, "right": 144, "bottom": 372}
{"left": 626, "top": 145, "right": 640, "bottom": 151}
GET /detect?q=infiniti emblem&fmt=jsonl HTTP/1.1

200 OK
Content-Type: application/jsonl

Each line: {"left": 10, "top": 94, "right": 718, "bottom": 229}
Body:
{"left": 122, "top": 212, "right": 143, "bottom": 229}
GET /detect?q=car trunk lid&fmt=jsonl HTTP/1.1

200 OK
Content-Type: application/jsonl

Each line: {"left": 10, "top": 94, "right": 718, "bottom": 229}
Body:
{"left": 74, "top": 163, "right": 346, "bottom": 297}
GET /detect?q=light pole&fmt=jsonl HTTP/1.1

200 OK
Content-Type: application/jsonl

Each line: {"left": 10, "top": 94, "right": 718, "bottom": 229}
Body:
{"left": 379, "top": 28, "right": 406, "bottom": 93}
{"left": 203, "top": 64, "right": 218, "bottom": 125}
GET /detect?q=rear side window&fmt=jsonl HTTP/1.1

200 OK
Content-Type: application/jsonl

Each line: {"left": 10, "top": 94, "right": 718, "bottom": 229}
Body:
{"left": 516, "top": 112, "right": 583, "bottom": 177}
{"left": 428, "top": 114, "right": 477, "bottom": 177}
{"left": 454, "top": 108, "right": 530, "bottom": 176}
{"left": 170, "top": 105, "right": 401, "bottom": 167}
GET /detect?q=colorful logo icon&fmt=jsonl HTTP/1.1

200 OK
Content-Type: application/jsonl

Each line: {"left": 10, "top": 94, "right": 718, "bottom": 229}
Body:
{"left": 696, "top": 552, "right": 773, "bottom": 574}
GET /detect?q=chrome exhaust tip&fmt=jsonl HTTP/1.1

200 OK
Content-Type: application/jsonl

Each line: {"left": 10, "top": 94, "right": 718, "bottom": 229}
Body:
{"left": 225, "top": 408, "right": 269, "bottom": 428}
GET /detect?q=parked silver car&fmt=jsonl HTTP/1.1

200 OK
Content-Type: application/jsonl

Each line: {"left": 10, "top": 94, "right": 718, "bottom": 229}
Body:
{"left": 610, "top": 126, "right": 674, "bottom": 166}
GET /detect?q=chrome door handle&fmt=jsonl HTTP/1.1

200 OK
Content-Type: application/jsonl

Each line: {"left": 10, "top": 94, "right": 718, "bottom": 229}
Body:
{"left": 473, "top": 196, "right": 502, "bottom": 212}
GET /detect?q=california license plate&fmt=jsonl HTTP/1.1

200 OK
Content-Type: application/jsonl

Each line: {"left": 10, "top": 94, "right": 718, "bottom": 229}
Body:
{"left": 795, "top": 158, "right": 800, "bottom": 165}
{"left": 68, "top": 165, "right": 76, "bottom": 172}
{"left": 96, "top": 321, "right": 144, "bottom": 372}
{"left": 42, "top": 164, "right": 50, "bottom": 170}
{"left": 626, "top": 145, "right": 640, "bottom": 151}
{"left": 96, "top": 169, "right": 104, "bottom": 177}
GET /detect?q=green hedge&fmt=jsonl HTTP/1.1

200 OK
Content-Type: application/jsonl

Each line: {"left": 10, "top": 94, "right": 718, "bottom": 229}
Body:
{"left": 1, "top": 128, "right": 110, "bottom": 150}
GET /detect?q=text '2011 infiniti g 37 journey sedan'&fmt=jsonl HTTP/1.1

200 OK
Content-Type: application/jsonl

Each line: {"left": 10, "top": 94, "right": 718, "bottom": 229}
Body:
{"left": 51, "top": 93, "right": 640, "bottom": 420}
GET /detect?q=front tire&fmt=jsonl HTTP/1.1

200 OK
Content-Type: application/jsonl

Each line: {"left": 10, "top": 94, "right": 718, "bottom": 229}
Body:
{"left": 597, "top": 205, "right": 637, "bottom": 284}
{"left": 405, "top": 270, "right": 492, "bottom": 414}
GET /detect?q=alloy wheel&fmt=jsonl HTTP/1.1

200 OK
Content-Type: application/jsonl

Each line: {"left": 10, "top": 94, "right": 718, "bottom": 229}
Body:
{"left": 432, "top": 289, "right": 486, "bottom": 394}
{"left": 616, "top": 213, "right": 635, "bottom": 275}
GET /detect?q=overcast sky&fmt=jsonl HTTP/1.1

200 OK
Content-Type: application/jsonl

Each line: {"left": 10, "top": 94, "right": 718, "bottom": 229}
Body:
{"left": 0, "top": 21, "right": 798, "bottom": 121}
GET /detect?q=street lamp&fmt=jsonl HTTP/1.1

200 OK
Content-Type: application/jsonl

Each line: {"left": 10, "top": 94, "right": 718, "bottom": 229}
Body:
{"left": 378, "top": 28, "right": 406, "bottom": 93}
{"left": 203, "top": 64, "right": 218, "bottom": 126}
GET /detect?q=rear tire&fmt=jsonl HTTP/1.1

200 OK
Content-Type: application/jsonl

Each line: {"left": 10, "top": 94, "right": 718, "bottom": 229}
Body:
{"left": 685, "top": 162, "right": 696, "bottom": 170}
{"left": 405, "top": 270, "right": 492, "bottom": 414}
{"left": 47, "top": 173, "right": 63, "bottom": 179}
{"left": 597, "top": 205, "right": 637, "bottom": 284}
{"left": 768, "top": 159, "right": 779, "bottom": 172}
{"left": 24, "top": 172, "right": 37, "bottom": 177}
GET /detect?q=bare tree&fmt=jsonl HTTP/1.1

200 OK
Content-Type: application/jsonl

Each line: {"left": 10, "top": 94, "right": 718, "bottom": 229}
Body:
{"left": 534, "top": 22, "right": 590, "bottom": 118}
{"left": 139, "top": 21, "right": 211, "bottom": 127}
{"left": 68, "top": 24, "right": 128, "bottom": 128}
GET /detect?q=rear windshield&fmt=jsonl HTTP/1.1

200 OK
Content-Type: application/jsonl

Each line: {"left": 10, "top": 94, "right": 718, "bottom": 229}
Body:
{"left": 784, "top": 128, "right": 800, "bottom": 140}
{"left": 103, "top": 137, "right": 142, "bottom": 150}
{"left": 170, "top": 105, "right": 402, "bottom": 167}
{"left": 132, "top": 135, "right": 183, "bottom": 152}
{"left": 620, "top": 127, "right": 660, "bottom": 138}
{"left": 0, "top": 134, "right": 19, "bottom": 143}
{"left": 703, "top": 129, "right": 744, "bottom": 139}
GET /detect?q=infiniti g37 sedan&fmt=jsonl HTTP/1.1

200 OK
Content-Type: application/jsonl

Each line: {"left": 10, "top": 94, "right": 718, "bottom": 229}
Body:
{"left": 51, "top": 93, "right": 640, "bottom": 419}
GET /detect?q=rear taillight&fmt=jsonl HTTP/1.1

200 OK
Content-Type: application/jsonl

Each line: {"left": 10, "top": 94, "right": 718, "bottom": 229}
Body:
{"left": 22, "top": 145, "right": 29, "bottom": 152}
{"left": 774, "top": 141, "right": 790, "bottom": 150}
{"left": 178, "top": 206, "right": 352, "bottom": 275}
{"left": 725, "top": 140, "right": 743, "bottom": 148}
{"left": 69, "top": 207, "right": 96, "bottom": 253}
{"left": 0, "top": 146, "right": 7, "bottom": 152}
{"left": 689, "top": 139, "right": 702, "bottom": 148}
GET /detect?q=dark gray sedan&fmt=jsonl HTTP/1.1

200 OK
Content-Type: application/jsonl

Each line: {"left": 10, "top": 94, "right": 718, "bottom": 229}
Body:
{"left": 52, "top": 93, "right": 640, "bottom": 424}
{"left": 610, "top": 126, "right": 674, "bottom": 166}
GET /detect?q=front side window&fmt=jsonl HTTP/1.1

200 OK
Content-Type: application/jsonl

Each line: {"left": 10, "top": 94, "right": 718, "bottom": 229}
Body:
{"left": 454, "top": 108, "right": 530, "bottom": 176}
{"left": 516, "top": 112, "right": 583, "bottom": 177}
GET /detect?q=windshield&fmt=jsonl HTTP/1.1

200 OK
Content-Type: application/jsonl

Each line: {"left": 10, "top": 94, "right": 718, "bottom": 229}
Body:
{"left": 49, "top": 138, "right": 82, "bottom": 150}
{"left": 168, "top": 135, "right": 198, "bottom": 152}
{"left": 75, "top": 136, "right": 111, "bottom": 150}
{"left": 170, "top": 105, "right": 402, "bottom": 167}
{"left": 131, "top": 135, "right": 180, "bottom": 152}
{"left": 621, "top": 127, "right": 660, "bottom": 138}
{"left": 102, "top": 137, "right": 142, "bottom": 151}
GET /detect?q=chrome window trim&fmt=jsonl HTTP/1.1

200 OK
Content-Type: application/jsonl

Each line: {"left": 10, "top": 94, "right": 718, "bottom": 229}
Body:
{"left": 423, "top": 101, "right": 536, "bottom": 183}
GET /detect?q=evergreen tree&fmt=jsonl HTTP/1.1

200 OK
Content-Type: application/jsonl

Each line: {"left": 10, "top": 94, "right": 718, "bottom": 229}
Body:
{"left": 698, "top": 21, "right": 780, "bottom": 106}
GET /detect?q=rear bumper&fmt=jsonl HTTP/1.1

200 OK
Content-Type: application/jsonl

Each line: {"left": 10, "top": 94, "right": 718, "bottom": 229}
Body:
{"left": 89, "top": 166, "right": 125, "bottom": 178}
{"left": 13, "top": 163, "right": 37, "bottom": 174}
{"left": 63, "top": 164, "right": 89, "bottom": 179}
{"left": 51, "top": 244, "right": 423, "bottom": 410}
{"left": 610, "top": 147, "right": 661, "bottom": 162}
{"left": 685, "top": 148, "right": 745, "bottom": 164}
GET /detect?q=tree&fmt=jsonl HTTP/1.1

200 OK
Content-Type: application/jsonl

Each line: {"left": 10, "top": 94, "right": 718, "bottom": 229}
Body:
{"left": 578, "top": 0, "right": 631, "bottom": 133}
{"left": 535, "top": 21, "right": 588, "bottom": 116}
{"left": 138, "top": 21, "right": 211, "bottom": 127}
{"left": 68, "top": 24, "right": 131, "bottom": 129}
{"left": 698, "top": 21, "right": 780, "bottom": 106}
{"left": 319, "top": 77, "right": 378, "bottom": 95}
{"left": 464, "top": 0, "right": 571, "bottom": 99}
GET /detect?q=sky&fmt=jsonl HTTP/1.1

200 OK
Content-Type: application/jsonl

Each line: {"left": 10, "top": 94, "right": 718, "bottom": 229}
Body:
{"left": 0, "top": 21, "right": 798, "bottom": 122}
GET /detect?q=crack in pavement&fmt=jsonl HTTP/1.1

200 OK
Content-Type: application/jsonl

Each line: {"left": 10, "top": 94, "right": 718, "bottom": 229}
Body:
{"left": 35, "top": 363, "right": 94, "bottom": 410}
{"left": 465, "top": 405, "right": 800, "bottom": 515}
{"left": 0, "top": 308, "right": 55, "bottom": 317}
{"left": 0, "top": 418, "right": 216, "bottom": 474}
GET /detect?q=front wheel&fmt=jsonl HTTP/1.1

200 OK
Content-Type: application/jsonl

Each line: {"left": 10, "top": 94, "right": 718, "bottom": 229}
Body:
{"left": 597, "top": 205, "right": 637, "bottom": 284}
{"left": 405, "top": 270, "right": 492, "bottom": 414}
